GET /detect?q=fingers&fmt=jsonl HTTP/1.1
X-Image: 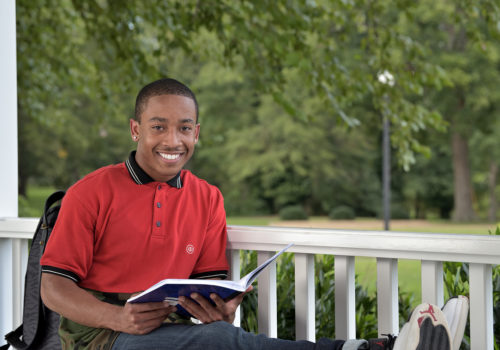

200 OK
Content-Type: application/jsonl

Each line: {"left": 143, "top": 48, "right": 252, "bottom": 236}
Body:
{"left": 120, "top": 302, "right": 176, "bottom": 334}
{"left": 178, "top": 293, "right": 239, "bottom": 324}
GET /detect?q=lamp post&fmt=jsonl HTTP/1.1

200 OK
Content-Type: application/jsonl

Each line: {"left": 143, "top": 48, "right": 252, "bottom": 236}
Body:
{"left": 377, "top": 71, "right": 394, "bottom": 231}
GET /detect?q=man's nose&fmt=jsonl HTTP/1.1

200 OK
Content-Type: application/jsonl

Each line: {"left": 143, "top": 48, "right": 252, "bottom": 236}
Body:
{"left": 162, "top": 128, "right": 181, "bottom": 147}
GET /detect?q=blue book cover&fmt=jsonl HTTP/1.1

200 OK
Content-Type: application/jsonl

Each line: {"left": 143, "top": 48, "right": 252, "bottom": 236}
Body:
{"left": 127, "top": 243, "right": 293, "bottom": 318}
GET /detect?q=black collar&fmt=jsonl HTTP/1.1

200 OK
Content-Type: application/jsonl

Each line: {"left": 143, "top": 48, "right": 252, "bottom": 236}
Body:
{"left": 125, "top": 151, "right": 182, "bottom": 188}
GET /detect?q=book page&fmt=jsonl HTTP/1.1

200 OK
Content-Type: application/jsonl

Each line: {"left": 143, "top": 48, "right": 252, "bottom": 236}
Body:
{"left": 239, "top": 243, "right": 294, "bottom": 288}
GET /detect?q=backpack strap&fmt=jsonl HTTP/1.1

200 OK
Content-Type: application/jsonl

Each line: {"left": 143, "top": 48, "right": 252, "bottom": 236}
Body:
{"left": 19, "top": 191, "right": 65, "bottom": 348}
{"left": 2, "top": 324, "right": 25, "bottom": 349}
{"left": 40, "top": 190, "right": 65, "bottom": 255}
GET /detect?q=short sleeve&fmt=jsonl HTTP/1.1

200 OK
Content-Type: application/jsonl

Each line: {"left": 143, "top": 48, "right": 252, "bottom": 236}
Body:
{"left": 40, "top": 185, "right": 97, "bottom": 282}
{"left": 190, "top": 187, "right": 229, "bottom": 279}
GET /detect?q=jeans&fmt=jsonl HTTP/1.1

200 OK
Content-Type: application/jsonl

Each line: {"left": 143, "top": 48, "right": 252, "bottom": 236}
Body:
{"left": 111, "top": 321, "right": 345, "bottom": 350}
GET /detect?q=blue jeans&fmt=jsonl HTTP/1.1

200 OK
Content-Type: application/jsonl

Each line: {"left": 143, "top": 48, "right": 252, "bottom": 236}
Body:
{"left": 111, "top": 321, "right": 345, "bottom": 350}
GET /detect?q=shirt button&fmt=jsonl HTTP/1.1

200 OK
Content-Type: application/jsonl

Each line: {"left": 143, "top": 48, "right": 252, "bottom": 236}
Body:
{"left": 157, "top": 202, "right": 161, "bottom": 208}
{"left": 156, "top": 221, "right": 161, "bottom": 227}
{"left": 158, "top": 185, "right": 162, "bottom": 190}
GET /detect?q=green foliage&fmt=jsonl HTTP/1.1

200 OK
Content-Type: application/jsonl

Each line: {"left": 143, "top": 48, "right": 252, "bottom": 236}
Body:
{"left": 328, "top": 206, "right": 356, "bottom": 220}
{"left": 240, "top": 252, "right": 416, "bottom": 340}
{"left": 16, "top": 0, "right": 500, "bottom": 220}
{"left": 279, "top": 206, "right": 308, "bottom": 221}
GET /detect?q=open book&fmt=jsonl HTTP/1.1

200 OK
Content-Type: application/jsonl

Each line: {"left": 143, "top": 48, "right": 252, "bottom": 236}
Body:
{"left": 127, "top": 243, "right": 293, "bottom": 318}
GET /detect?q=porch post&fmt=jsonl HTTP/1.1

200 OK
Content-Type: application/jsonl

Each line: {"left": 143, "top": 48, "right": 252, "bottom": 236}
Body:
{"left": 0, "top": 0, "right": 19, "bottom": 343}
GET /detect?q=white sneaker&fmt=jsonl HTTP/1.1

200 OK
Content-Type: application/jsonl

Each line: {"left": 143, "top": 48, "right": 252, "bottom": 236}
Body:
{"left": 442, "top": 296, "right": 469, "bottom": 350}
{"left": 393, "top": 302, "right": 452, "bottom": 350}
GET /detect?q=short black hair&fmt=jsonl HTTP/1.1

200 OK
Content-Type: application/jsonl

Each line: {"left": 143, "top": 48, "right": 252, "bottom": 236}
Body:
{"left": 134, "top": 78, "right": 199, "bottom": 122}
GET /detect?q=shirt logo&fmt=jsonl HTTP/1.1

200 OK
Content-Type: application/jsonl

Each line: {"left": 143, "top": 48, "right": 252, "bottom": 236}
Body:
{"left": 186, "top": 244, "right": 195, "bottom": 254}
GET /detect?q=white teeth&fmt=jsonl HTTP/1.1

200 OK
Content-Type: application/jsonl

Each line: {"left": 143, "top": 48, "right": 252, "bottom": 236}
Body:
{"left": 159, "top": 153, "right": 180, "bottom": 160}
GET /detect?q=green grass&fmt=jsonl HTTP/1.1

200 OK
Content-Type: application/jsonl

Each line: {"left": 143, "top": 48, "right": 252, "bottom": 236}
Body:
{"left": 18, "top": 186, "right": 57, "bottom": 217}
{"left": 227, "top": 216, "right": 277, "bottom": 226}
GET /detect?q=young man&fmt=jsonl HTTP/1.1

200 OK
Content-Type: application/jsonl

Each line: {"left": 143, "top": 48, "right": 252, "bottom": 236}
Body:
{"left": 40, "top": 78, "right": 467, "bottom": 350}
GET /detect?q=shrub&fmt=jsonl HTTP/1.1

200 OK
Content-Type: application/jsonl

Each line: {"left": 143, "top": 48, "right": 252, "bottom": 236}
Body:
{"left": 329, "top": 205, "right": 356, "bottom": 220}
{"left": 279, "top": 205, "right": 308, "bottom": 220}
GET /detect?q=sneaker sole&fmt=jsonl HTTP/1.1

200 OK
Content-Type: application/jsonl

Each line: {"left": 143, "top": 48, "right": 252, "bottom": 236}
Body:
{"left": 442, "top": 296, "right": 469, "bottom": 350}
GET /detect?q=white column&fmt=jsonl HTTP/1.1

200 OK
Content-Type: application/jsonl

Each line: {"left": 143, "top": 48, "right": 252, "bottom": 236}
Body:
{"left": 0, "top": 0, "right": 19, "bottom": 344}
{"left": 469, "top": 263, "right": 493, "bottom": 350}
{"left": 257, "top": 251, "right": 277, "bottom": 338}
{"left": 421, "top": 260, "right": 443, "bottom": 307}
{"left": 334, "top": 256, "right": 356, "bottom": 340}
{"left": 294, "top": 253, "right": 315, "bottom": 341}
{"left": 227, "top": 249, "right": 241, "bottom": 327}
{"left": 377, "top": 258, "right": 399, "bottom": 337}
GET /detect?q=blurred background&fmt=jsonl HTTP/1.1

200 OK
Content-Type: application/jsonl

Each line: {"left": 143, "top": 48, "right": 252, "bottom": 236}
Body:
{"left": 14, "top": 0, "right": 500, "bottom": 344}
{"left": 16, "top": 0, "right": 500, "bottom": 227}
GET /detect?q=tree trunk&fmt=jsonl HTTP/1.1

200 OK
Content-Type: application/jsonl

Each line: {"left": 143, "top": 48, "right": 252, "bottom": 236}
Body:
{"left": 451, "top": 131, "right": 476, "bottom": 221}
{"left": 488, "top": 161, "right": 498, "bottom": 222}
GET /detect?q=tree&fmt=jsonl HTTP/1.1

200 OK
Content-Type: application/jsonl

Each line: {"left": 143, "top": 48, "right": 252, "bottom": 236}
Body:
{"left": 16, "top": 0, "right": 500, "bottom": 220}
{"left": 404, "top": 0, "right": 500, "bottom": 221}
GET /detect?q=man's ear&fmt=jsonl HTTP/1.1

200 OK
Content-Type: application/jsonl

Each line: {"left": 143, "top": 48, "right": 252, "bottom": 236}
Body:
{"left": 194, "top": 123, "right": 200, "bottom": 144}
{"left": 130, "top": 119, "right": 140, "bottom": 141}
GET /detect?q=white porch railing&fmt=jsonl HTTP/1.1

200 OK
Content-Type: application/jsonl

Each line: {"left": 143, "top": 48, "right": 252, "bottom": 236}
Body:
{"left": 1, "top": 219, "right": 499, "bottom": 349}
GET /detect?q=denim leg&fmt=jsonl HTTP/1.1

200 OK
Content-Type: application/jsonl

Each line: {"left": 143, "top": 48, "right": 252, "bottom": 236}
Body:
{"left": 111, "top": 321, "right": 345, "bottom": 350}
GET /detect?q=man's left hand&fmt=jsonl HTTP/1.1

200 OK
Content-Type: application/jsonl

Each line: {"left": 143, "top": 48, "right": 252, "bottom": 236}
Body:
{"left": 178, "top": 286, "right": 253, "bottom": 324}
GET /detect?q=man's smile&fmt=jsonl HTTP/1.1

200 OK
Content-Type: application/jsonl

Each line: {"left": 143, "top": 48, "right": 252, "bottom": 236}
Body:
{"left": 158, "top": 152, "right": 182, "bottom": 161}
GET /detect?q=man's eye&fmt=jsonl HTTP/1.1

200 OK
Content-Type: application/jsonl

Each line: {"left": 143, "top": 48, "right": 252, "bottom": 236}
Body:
{"left": 152, "top": 125, "right": 163, "bottom": 130}
{"left": 181, "top": 126, "right": 192, "bottom": 131}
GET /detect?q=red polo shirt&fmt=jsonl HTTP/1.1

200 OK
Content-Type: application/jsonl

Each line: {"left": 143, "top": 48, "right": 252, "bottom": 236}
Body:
{"left": 41, "top": 160, "right": 228, "bottom": 293}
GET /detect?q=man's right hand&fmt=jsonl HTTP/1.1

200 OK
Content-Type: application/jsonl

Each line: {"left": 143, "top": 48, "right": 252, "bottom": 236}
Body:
{"left": 117, "top": 301, "right": 176, "bottom": 334}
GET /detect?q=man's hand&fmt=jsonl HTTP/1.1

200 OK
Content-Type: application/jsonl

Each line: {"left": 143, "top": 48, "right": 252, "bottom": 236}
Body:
{"left": 178, "top": 286, "right": 253, "bottom": 324}
{"left": 116, "top": 301, "right": 176, "bottom": 335}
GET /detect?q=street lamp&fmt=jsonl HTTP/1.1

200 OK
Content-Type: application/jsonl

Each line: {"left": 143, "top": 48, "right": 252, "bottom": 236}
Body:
{"left": 377, "top": 71, "right": 394, "bottom": 231}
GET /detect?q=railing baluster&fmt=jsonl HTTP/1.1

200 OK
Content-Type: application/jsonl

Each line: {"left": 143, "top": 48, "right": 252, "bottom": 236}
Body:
{"left": 12, "top": 238, "right": 26, "bottom": 327}
{"left": 334, "top": 255, "right": 356, "bottom": 340}
{"left": 257, "top": 251, "right": 277, "bottom": 338}
{"left": 377, "top": 258, "right": 399, "bottom": 337}
{"left": 421, "top": 260, "right": 443, "bottom": 307}
{"left": 0, "top": 238, "right": 15, "bottom": 338}
{"left": 227, "top": 249, "right": 241, "bottom": 327}
{"left": 294, "top": 253, "right": 315, "bottom": 341}
{"left": 469, "top": 263, "right": 493, "bottom": 350}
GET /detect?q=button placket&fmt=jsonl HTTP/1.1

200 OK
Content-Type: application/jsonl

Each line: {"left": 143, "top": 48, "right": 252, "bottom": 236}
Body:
{"left": 152, "top": 184, "right": 166, "bottom": 237}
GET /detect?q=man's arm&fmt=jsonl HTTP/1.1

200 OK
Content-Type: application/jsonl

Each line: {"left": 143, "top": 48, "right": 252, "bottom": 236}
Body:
{"left": 41, "top": 273, "right": 176, "bottom": 335}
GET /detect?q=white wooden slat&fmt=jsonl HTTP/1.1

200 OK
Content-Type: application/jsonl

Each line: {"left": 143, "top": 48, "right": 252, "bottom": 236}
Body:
{"left": 334, "top": 255, "right": 356, "bottom": 340}
{"left": 294, "top": 253, "right": 315, "bottom": 341}
{"left": 12, "top": 239, "right": 25, "bottom": 327}
{"left": 227, "top": 249, "right": 241, "bottom": 327}
{"left": 421, "top": 260, "right": 443, "bottom": 307}
{"left": 469, "top": 263, "right": 493, "bottom": 350}
{"left": 257, "top": 251, "right": 277, "bottom": 338}
{"left": 377, "top": 258, "right": 399, "bottom": 337}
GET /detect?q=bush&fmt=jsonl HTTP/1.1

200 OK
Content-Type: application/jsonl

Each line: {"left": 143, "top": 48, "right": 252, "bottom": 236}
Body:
{"left": 279, "top": 205, "right": 308, "bottom": 220}
{"left": 328, "top": 205, "right": 356, "bottom": 220}
{"left": 239, "top": 251, "right": 414, "bottom": 340}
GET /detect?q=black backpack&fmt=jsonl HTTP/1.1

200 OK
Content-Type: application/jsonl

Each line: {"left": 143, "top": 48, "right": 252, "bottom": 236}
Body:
{"left": 2, "top": 191, "right": 65, "bottom": 350}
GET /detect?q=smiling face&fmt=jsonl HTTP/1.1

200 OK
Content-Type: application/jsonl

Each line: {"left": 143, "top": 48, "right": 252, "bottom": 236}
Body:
{"left": 130, "top": 94, "right": 200, "bottom": 182}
